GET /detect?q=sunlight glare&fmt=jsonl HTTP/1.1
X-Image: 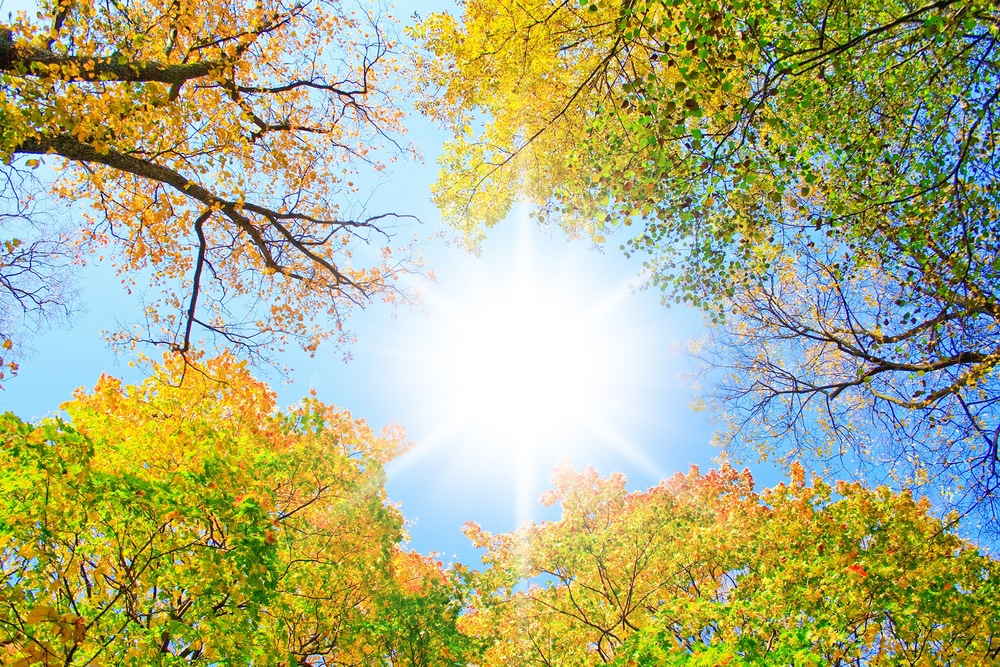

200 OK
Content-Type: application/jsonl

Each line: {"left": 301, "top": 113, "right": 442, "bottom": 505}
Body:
{"left": 444, "top": 272, "right": 616, "bottom": 447}
{"left": 410, "top": 217, "right": 643, "bottom": 463}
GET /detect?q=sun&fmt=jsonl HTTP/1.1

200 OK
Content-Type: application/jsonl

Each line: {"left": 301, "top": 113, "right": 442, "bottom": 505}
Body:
{"left": 439, "top": 268, "right": 619, "bottom": 449}
{"left": 403, "top": 216, "right": 649, "bottom": 466}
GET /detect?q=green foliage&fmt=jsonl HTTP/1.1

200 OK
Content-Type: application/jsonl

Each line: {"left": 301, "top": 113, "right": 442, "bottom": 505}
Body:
{"left": 1, "top": 357, "right": 996, "bottom": 666}
{"left": 0, "top": 355, "right": 469, "bottom": 666}
{"left": 413, "top": 0, "right": 1000, "bottom": 525}
{"left": 462, "top": 464, "right": 1000, "bottom": 666}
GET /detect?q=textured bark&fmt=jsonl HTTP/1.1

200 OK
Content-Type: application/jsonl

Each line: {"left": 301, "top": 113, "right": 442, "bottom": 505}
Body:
{"left": 0, "top": 32, "right": 220, "bottom": 83}
{"left": 16, "top": 134, "right": 220, "bottom": 204}
{"left": 0, "top": 28, "right": 13, "bottom": 71}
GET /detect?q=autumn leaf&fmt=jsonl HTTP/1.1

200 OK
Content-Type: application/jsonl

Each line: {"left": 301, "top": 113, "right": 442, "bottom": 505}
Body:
{"left": 0, "top": 354, "right": 468, "bottom": 666}
{"left": 2, "top": 0, "right": 420, "bottom": 363}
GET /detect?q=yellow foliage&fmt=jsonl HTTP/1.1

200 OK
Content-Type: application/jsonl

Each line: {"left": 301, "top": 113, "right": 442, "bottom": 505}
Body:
{"left": 2, "top": 0, "right": 417, "bottom": 358}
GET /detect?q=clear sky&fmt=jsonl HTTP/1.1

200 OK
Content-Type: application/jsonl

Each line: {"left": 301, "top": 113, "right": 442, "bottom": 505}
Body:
{"left": 0, "top": 0, "right": 784, "bottom": 566}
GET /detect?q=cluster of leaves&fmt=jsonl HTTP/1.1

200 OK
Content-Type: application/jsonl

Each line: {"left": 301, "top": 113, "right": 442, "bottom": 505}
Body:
{"left": 4, "top": 361, "right": 999, "bottom": 666}
{"left": 0, "top": 355, "right": 472, "bottom": 666}
{"left": 1, "top": 0, "right": 418, "bottom": 365}
{"left": 412, "top": 0, "right": 1000, "bottom": 525}
{"left": 462, "top": 463, "right": 1000, "bottom": 665}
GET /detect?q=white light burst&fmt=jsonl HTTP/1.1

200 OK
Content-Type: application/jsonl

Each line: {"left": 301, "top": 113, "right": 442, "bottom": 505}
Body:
{"left": 406, "top": 216, "right": 645, "bottom": 464}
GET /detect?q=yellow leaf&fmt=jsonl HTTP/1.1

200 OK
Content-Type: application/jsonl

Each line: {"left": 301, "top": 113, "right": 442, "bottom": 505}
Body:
{"left": 26, "top": 605, "right": 54, "bottom": 624}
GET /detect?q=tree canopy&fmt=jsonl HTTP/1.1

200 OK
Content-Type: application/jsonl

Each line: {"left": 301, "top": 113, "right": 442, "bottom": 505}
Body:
{"left": 0, "top": 0, "right": 418, "bottom": 366}
{"left": 462, "top": 463, "right": 1000, "bottom": 665}
{"left": 412, "top": 0, "right": 1000, "bottom": 523}
{"left": 3, "top": 0, "right": 1000, "bottom": 662}
{"left": 5, "top": 359, "right": 997, "bottom": 665}
{"left": 0, "top": 354, "right": 471, "bottom": 666}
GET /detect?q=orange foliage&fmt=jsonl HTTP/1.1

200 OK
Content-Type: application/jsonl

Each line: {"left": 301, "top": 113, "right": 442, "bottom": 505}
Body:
{"left": 2, "top": 0, "right": 417, "bottom": 361}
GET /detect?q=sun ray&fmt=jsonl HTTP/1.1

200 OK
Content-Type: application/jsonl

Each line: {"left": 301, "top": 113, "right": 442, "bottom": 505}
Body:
{"left": 384, "top": 209, "right": 697, "bottom": 525}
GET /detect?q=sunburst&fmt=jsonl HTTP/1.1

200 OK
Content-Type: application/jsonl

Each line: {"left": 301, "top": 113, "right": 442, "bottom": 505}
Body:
{"left": 389, "top": 212, "right": 671, "bottom": 521}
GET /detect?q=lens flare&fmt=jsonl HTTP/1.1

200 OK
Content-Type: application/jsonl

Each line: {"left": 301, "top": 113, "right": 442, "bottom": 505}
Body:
{"left": 402, "top": 214, "right": 656, "bottom": 476}
{"left": 438, "top": 270, "right": 620, "bottom": 451}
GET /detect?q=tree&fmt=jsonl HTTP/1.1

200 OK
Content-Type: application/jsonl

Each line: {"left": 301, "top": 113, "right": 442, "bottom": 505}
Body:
{"left": 411, "top": 0, "right": 1000, "bottom": 522}
{"left": 461, "top": 463, "right": 1000, "bottom": 665}
{"left": 0, "top": 0, "right": 417, "bottom": 366}
{"left": 702, "top": 231, "right": 1000, "bottom": 528}
{"left": 369, "top": 551, "right": 481, "bottom": 667}
{"left": 0, "top": 162, "right": 78, "bottom": 385}
{"left": 0, "top": 354, "right": 470, "bottom": 666}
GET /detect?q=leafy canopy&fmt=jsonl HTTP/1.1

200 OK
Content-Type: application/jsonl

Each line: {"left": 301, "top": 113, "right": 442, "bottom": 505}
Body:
{"left": 463, "top": 463, "right": 1000, "bottom": 665}
{"left": 0, "top": 0, "right": 418, "bottom": 365}
{"left": 0, "top": 354, "right": 471, "bottom": 666}
{"left": 412, "top": 0, "right": 1000, "bottom": 523}
{"left": 1, "top": 341, "right": 996, "bottom": 665}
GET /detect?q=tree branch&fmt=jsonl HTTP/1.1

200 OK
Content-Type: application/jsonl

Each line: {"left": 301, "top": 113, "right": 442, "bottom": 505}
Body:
{"left": 176, "top": 209, "right": 212, "bottom": 354}
{"left": 1, "top": 38, "right": 222, "bottom": 84}
{"left": 16, "top": 133, "right": 288, "bottom": 278}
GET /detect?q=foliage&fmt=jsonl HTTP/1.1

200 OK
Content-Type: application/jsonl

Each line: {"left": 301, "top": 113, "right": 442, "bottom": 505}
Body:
{"left": 0, "top": 0, "right": 417, "bottom": 365}
{"left": 412, "top": 0, "right": 1000, "bottom": 521}
{"left": 0, "top": 354, "right": 469, "bottom": 666}
{"left": 462, "top": 463, "right": 1000, "bottom": 666}
{"left": 370, "top": 551, "right": 481, "bottom": 667}
{"left": 702, "top": 232, "right": 1000, "bottom": 527}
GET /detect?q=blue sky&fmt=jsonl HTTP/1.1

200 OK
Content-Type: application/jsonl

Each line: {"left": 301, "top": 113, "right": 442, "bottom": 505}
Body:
{"left": 0, "top": 0, "right": 784, "bottom": 565}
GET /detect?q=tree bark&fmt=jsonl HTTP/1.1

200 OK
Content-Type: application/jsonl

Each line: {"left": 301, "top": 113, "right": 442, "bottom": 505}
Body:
{"left": 0, "top": 29, "right": 220, "bottom": 84}
{"left": 0, "top": 28, "right": 14, "bottom": 70}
